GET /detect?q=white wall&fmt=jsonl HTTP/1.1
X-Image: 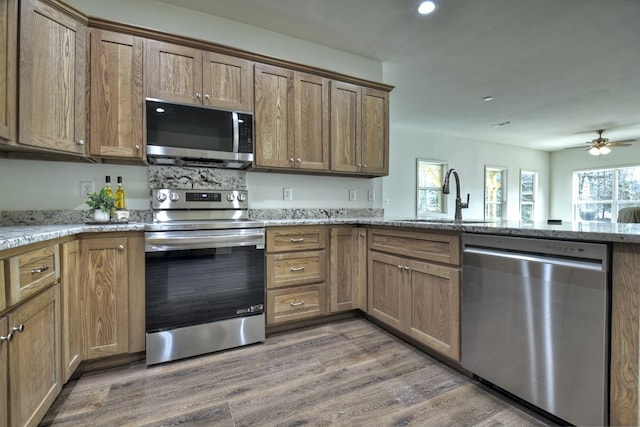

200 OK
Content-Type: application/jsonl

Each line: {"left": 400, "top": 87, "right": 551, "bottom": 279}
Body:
{"left": 549, "top": 146, "right": 640, "bottom": 221}
{"left": 383, "top": 125, "right": 551, "bottom": 220}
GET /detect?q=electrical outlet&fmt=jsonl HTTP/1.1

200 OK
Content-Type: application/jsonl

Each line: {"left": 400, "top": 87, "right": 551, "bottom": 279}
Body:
{"left": 80, "top": 181, "right": 94, "bottom": 197}
{"left": 283, "top": 187, "right": 293, "bottom": 201}
{"left": 349, "top": 189, "right": 357, "bottom": 201}
{"left": 368, "top": 190, "right": 375, "bottom": 202}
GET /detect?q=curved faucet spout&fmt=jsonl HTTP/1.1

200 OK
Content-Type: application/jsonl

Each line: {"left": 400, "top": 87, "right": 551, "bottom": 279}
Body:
{"left": 442, "top": 168, "right": 469, "bottom": 221}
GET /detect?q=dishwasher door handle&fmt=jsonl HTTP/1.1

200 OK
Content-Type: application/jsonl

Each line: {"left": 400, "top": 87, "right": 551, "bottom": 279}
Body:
{"left": 464, "top": 246, "right": 605, "bottom": 271}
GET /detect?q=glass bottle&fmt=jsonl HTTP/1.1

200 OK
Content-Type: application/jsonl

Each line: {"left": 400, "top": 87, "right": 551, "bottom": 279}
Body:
{"left": 104, "top": 176, "right": 113, "bottom": 198}
{"left": 115, "top": 176, "right": 126, "bottom": 210}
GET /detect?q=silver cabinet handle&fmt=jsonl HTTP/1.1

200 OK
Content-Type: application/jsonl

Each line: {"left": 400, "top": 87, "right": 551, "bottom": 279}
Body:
{"left": 195, "top": 93, "right": 202, "bottom": 99}
{"left": 290, "top": 266, "right": 305, "bottom": 272}
{"left": 12, "top": 324, "right": 24, "bottom": 333}
{"left": 31, "top": 266, "right": 49, "bottom": 274}
{"left": 290, "top": 238, "right": 304, "bottom": 242}
{"left": 135, "top": 145, "right": 140, "bottom": 151}
{"left": 0, "top": 332, "right": 12, "bottom": 343}
{"left": 77, "top": 140, "right": 85, "bottom": 145}
{"left": 296, "top": 158, "right": 301, "bottom": 163}
{"left": 357, "top": 163, "right": 362, "bottom": 167}
{"left": 117, "top": 245, "right": 125, "bottom": 251}
{"left": 290, "top": 301, "right": 305, "bottom": 307}
{"left": 362, "top": 163, "right": 368, "bottom": 168}
{"left": 204, "top": 94, "right": 210, "bottom": 100}
{"left": 290, "top": 158, "right": 294, "bottom": 163}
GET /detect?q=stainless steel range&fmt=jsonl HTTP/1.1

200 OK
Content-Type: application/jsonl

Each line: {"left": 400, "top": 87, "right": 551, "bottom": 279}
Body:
{"left": 144, "top": 188, "right": 265, "bottom": 366}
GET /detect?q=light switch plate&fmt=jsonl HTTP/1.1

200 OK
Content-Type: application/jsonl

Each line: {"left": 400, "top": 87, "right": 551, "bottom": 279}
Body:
{"left": 80, "top": 181, "right": 94, "bottom": 197}
{"left": 283, "top": 187, "right": 293, "bottom": 201}
{"left": 368, "top": 190, "right": 375, "bottom": 202}
{"left": 349, "top": 189, "right": 357, "bottom": 201}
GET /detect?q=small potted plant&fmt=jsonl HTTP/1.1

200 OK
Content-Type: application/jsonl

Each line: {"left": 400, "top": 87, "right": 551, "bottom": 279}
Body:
{"left": 86, "top": 188, "right": 116, "bottom": 223}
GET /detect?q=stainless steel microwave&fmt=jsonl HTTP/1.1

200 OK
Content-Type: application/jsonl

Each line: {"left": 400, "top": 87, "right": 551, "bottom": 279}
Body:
{"left": 145, "top": 99, "right": 254, "bottom": 169}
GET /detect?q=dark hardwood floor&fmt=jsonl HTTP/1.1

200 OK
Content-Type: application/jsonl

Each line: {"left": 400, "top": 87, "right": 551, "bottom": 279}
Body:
{"left": 41, "top": 318, "right": 553, "bottom": 426}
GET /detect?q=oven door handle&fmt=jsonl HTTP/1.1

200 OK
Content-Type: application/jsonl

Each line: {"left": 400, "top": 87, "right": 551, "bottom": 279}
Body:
{"left": 146, "top": 231, "right": 265, "bottom": 251}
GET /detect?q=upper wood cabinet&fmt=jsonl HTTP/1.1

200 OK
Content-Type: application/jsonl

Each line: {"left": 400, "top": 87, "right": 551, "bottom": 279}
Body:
{"left": 254, "top": 63, "right": 329, "bottom": 171}
{"left": 89, "top": 29, "right": 144, "bottom": 161}
{"left": 0, "top": 0, "right": 17, "bottom": 145}
{"left": 331, "top": 82, "right": 389, "bottom": 176}
{"left": 18, "top": 0, "right": 87, "bottom": 155}
{"left": 144, "top": 40, "right": 253, "bottom": 112}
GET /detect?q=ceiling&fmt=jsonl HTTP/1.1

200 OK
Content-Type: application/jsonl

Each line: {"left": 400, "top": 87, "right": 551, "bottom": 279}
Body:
{"left": 157, "top": 0, "right": 640, "bottom": 152}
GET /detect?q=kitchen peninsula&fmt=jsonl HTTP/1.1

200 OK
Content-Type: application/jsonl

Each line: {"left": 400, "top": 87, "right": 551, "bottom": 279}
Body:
{"left": 2, "top": 217, "right": 640, "bottom": 426}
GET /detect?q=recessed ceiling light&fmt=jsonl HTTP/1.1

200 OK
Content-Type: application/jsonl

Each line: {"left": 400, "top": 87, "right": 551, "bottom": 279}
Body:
{"left": 492, "top": 121, "right": 511, "bottom": 128}
{"left": 418, "top": 1, "right": 438, "bottom": 15}
{"left": 483, "top": 96, "right": 494, "bottom": 101}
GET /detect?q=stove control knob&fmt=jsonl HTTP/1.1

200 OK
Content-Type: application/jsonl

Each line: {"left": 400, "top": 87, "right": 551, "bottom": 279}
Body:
{"left": 170, "top": 192, "right": 180, "bottom": 202}
{"left": 156, "top": 192, "right": 168, "bottom": 202}
{"left": 237, "top": 193, "right": 247, "bottom": 202}
{"left": 227, "top": 193, "right": 236, "bottom": 202}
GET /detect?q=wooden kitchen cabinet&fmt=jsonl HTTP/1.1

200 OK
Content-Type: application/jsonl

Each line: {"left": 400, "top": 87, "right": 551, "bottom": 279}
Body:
{"left": 6, "top": 243, "right": 59, "bottom": 307}
{"left": 18, "top": 0, "right": 87, "bottom": 155}
{"left": 6, "top": 285, "right": 61, "bottom": 427}
{"left": 60, "top": 239, "right": 80, "bottom": 383}
{"left": 330, "top": 82, "right": 389, "bottom": 176}
{"left": 1, "top": 316, "right": 7, "bottom": 427}
{"left": 329, "top": 226, "right": 367, "bottom": 312}
{"left": 367, "top": 228, "right": 461, "bottom": 360}
{"left": 79, "top": 233, "right": 145, "bottom": 360}
{"left": 254, "top": 64, "right": 329, "bottom": 171}
{"left": 265, "top": 226, "right": 328, "bottom": 325}
{"left": 0, "top": 0, "right": 17, "bottom": 145}
{"left": 145, "top": 40, "right": 253, "bottom": 112}
{"left": 89, "top": 29, "right": 144, "bottom": 161}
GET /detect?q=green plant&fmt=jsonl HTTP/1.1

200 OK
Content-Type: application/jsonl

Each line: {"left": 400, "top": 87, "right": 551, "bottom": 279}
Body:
{"left": 86, "top": 188, "right": 116, "bottom": 214}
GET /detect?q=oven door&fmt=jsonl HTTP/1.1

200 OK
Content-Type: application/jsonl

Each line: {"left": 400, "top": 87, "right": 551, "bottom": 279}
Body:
{"left": 145, "top": 228, "right": 265, "bottom": 333}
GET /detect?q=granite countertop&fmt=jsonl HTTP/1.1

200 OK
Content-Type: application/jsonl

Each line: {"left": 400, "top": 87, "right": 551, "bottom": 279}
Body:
{"left": 3, "top": 218, "right": 640, "bottom": 252}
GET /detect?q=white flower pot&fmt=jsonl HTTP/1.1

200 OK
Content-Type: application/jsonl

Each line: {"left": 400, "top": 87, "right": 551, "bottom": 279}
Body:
{"left": 93, "top": 210, "right": 111, "bottom": 223}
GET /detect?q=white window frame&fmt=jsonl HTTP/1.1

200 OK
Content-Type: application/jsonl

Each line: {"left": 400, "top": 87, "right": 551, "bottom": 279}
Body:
{"left": 519, "top": 170, "right": 538, "bottom": 223}
{"left": 485, "top": 165, "right": 507, "bottom": 221}
{"left": 416, "top": 159, "right": 448, "bottom": 217}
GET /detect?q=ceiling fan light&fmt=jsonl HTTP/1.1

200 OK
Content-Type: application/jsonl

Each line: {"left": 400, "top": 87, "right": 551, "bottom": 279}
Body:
{"left": 600, "top": 146, "right": 611, "bottom": 155}
{"left": 418, "top": 1, "right": 438, "bottom": 15}
{"left": 589, "top": 147, "right": 601, "bottom": 156}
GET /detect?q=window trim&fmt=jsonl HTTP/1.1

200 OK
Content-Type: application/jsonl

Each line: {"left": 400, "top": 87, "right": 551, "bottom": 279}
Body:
{"left": 416, "top": 158, "right": 448, "bottom": 217}
{"left": 484, "top": 165, "right": 508, "bottom": 221}
{"left": 519, "top": 169, "right": 538, "bottom": 223}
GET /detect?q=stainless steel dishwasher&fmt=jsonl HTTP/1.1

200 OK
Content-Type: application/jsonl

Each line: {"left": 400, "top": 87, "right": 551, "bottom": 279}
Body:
{"left": 462, "top": 233, "right": 610, "bottom": 426}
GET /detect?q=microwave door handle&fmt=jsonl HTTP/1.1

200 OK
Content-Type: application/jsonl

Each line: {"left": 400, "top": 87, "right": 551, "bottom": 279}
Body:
{"left": 232, "top": 111, "right": 239, "bottom": 153}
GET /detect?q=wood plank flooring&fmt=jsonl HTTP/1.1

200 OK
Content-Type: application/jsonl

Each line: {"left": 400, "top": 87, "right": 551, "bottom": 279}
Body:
{"left": 40, "top": 318, "right": 552, "bottom": 426}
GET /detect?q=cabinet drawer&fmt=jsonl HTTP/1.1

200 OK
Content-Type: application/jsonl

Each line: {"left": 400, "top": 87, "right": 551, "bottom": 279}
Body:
{"left": 267, "top": 284, "right": 326, "bottom": 324}
{"left": 266, "top": 250, "right": 325, "bottom": 288}
{"left": 267, "top": 227, "right": 326, "bottom": 252}
{"left": 369, "top": 228, "right": 460, "bottom": 265}
{"left": 7, "top": 244, "right": 60, "bottom": 306}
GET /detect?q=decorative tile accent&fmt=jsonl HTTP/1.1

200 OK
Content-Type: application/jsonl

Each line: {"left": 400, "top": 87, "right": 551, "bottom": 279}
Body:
{"left": 250, "top": 208, "right": 384, "bottom": 220}
{"left": 148, "top": 166, "right": 247, "bottom": 190}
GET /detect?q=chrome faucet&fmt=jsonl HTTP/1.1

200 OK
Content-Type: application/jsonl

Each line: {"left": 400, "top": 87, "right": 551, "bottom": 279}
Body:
{"left": 442, "top": 168, "right": 469, "bottom": 221}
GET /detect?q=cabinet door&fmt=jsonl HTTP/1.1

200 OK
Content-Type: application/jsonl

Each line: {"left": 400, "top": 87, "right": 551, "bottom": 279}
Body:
{"left": 60, "top": 240, "right": 81, "bottom": 382}
{"left": 294, "top": 72, "right": 329, "bottom": 170}
{"left": 406, "top": 259, "right": 460, "bottom": 361}
{"left": 254, "top": 63, "right": 295, "bottom": 168}
{"left": 145, "top": 40, "right": 202, "bottom": 105}
{"left": 361, "top": 87, "right": 389, "bottom": 176}
{"left": 0, "top": 317, "right": 7, "bottom": 427}
{"left": 80, "top": 236, "right": 129, "bottom": 359}
{"left": 330, "top": 81, "right": 361, "bottom": 173}
{"left": 202, "top": 52, "right": 253, "bottom": 112}
{"left": 330, "top": 227, "right": 366, "bottom": 312}
{"left": 367, "top": 251, "right": 405, "bottom": 330}
{"left": 0, "top": 0, "right": 16, "bottom": 144}
{"left": 90, "top": 30, "right": 144, "bottom": 160}
{"left": 8, "top": 285, "right": 61, "bottom": 427}
{"left": 18, "top": 0, "right": 86, "bottom": 154}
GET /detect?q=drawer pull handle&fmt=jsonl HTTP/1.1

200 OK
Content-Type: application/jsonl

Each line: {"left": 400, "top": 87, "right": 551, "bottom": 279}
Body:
{"left": 290, "top": 266, "right": 305, "bottom": 272}
{"left": 118, "top": 245, "right": 125, "bottom": 251}
{"left": 290, "top": 238, "right": 305, "bottom": 242}
{"left": 290, "top": 301, "right": 305, "bottom": 307}
{"left": 31, "top": 266, "right": 49, "bottom": 274}
{"left": 12, "top": 324, "right": 24, "bottom": 334}
{"left": 0, "top": 332, "right": 12, "bottom": 343}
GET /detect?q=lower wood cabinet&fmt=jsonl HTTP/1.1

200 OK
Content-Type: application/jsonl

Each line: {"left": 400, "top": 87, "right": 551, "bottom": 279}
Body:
{"left": 329, "top": 226, "right": 367, "bottom": 312}
{"left": 79, "top": 233, "right": 145, "bottom": 360}
{"left": 1, "top": 316, "right": 8, "bottom": 427}
{"left": 60, "top": 240, "right": 81, "bottom": 382}
{"left": 367, "top": 228, "right": 461, "bottom": 361}
{"left": 267, "top": 284, "right": 326, "bottom": 324}
{"left": 5, "top": 285, "right": 61, "bottom": 427}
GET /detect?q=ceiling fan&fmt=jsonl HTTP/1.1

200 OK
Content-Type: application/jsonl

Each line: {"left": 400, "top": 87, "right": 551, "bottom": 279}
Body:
{"left": 584, "top": 129, "right": 636, "bottom": 156}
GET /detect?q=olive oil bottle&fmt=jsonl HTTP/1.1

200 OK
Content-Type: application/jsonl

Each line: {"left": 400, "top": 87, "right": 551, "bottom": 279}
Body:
{"left": 115, "top": 176, "right": 126, "bottom": 210}
{"left": 104, "top": 176, "right": 113, "bottom": 198}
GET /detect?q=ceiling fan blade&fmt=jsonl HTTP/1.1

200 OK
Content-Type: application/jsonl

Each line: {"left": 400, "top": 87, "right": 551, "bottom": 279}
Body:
{"left": 609, "top": 138, "right": 637, "bottom": 144}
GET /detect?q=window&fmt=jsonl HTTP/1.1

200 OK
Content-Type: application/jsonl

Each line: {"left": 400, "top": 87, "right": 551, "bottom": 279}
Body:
{"left": 485, "top": 166, "right": 507, "bottom": 220}
{"left": 574, "top": 166, "right": 640, "bottom": 222}
{"left": 417, "top": 159, "right": 447, "bottom": 216}
{"left": 520, "top": 170, "right": 538, "bottom": 223}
